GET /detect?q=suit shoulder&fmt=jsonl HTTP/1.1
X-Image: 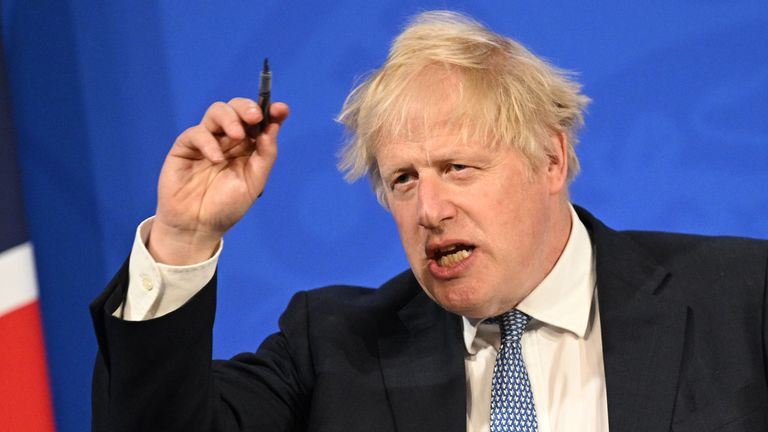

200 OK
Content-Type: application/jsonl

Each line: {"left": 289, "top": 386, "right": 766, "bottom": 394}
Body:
{"left": 620, "top": 231, "right": 768, "bottom": 301}
{"left": 622, "top": 230, "right": 768, "bottom": 266}
{"left": 274, "top": 270, "right": 423, "bottom": 359}
{"left": 287, "top": 269, "right": 419, "bottom": 317}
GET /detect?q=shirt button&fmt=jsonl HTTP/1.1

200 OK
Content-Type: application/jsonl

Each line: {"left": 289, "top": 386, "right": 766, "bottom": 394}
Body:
{"left": 140, "top": 274, "right": 154, "bottom": 291}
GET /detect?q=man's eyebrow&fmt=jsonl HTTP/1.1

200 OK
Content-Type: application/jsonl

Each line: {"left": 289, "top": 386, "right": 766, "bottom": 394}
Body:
{"left": 380, "top": 165, "right": 411, "bottom": 179}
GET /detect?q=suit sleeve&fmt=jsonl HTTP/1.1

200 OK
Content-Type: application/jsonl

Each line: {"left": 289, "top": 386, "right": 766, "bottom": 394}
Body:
{"left": 763, "top": 244, "right": 768, "bottom": 381}
{"left": 91, "top": 259, "right": 315, "bottom": 431}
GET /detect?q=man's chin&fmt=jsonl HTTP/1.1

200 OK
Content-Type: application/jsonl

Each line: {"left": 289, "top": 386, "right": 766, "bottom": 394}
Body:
{"left": 415, "top": 274, "right": 496, "bottom": 317}
{"left": 428, "top": 290, "right": 496, "bottom": 319}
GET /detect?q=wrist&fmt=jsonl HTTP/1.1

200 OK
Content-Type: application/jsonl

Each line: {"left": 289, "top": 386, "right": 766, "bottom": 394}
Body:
{"left": 147, "top": 218, "right": 223, "bottom": 265}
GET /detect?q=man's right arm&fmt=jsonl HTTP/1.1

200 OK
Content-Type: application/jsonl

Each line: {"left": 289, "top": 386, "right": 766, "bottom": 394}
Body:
{"left": 91, "top": 98, "right": 300, "bottom": 430}
{"left": 113, "top": 95, "right": 292, "bottom": 320}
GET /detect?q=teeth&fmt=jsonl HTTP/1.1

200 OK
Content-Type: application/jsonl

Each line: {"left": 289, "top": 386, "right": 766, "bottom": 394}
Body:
{"left": 437, "top": 249, "right": 472, "bottom": 267}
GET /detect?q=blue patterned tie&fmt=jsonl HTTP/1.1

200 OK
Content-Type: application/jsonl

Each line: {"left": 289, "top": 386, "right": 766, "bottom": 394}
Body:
{"left": 490, "top": 309, "right": 538, "bottom": 431}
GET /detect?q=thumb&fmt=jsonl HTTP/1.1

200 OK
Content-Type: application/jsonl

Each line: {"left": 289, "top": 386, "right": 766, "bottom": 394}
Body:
{"left": 264, "top": 102, "right": 290, "bottom": 141}
{"left": 254, "top": 102, "right": 289, "bottom": 161}
{"left": 246, "top": 102, "right": 290, "bottom": 197}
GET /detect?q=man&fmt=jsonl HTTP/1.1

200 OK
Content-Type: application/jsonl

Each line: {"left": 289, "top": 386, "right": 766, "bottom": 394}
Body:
{"left": 91, "top": 11, "right": 768, "bottom": 431}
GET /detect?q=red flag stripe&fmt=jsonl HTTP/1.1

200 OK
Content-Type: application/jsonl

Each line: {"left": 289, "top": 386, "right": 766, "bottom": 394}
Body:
{"left": 0, "top": 300, "right": 56, "bottom": 430}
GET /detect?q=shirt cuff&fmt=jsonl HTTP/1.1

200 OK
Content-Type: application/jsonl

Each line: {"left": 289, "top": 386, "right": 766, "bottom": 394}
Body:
{"left": 117, "top": 216, "right": 222, "bottom": 321}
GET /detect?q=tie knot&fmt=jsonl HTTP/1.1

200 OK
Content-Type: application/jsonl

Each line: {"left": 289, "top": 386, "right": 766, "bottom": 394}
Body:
{"left": 491, "top": 309, "right": 531, "bottom": 344}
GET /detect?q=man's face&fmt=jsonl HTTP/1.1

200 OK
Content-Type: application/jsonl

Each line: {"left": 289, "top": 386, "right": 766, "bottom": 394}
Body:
{"left": 377, "top": 127, "right": 571, "bottom": 319}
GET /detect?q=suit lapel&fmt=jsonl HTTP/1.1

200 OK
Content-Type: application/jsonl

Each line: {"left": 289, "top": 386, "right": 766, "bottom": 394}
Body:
{"left": 578, "top": 208, "right": 689, "bottom": 432}
{"left": 377, "top": 274, "right": 466, "bottom": 432}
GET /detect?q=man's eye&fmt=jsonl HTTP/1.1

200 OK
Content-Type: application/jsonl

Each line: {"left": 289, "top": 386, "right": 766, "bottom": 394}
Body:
{"left": 391, "top": 173, "right": 414, "bottom": 190}
{"left": 447, "top": 164, "right": 472, "bottom": 174}
{"left": 395, "top": 173, "right": 411, "bottom": 183}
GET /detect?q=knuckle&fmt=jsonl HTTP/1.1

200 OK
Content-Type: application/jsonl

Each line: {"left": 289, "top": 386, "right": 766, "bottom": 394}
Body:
{"left": 231, "top": 99, "right": 259, "bottom": 116}
{"left": 181, "top": 125, "right": 200, "bottom": 138}
{"left": 205, "top": 101, "right": 228, "bottom": 117}
{"left": 187, "top": 124, "right": 205, "bottom": 136}
{"left": 230, "top": 96, "right": 255, "bottom": 105}
{"left": 188, "top": 126, "right": 214, "bottom": 145}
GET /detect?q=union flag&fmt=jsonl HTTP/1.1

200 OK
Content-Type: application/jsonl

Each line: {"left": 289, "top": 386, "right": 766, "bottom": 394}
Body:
{"left": 0, "top": 29, "right": 56, "bottom": 431}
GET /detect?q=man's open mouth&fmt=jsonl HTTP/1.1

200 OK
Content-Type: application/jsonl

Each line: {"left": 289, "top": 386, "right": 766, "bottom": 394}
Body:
{"left": 433, "top": 244, "right": 475, "bottom": 267}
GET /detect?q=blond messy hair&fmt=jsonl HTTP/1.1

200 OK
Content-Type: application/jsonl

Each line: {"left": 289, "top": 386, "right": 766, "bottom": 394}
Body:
{"left": 337, "top": 10, "right": 590, "bottom": 205}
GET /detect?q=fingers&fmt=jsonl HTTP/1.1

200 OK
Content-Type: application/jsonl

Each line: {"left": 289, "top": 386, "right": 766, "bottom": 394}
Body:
{"left": 176, "top": 125, "right": 226, "bottom": 162}
{"left": 229, "top": 97, "right": 264, "bottom": 127}
{"left": 201, "top": 98, "right": 262, "bottom": 140}
{"left": 181, "top": 98, "right": 261, "bottom": 162}
{"left": 174, "top": 99, "right": 289, "bottom": 165}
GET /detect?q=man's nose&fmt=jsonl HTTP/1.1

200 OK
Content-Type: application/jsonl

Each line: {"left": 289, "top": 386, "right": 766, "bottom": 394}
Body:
{"left": 416, "top": 175, "right": 456, "bottom": 230}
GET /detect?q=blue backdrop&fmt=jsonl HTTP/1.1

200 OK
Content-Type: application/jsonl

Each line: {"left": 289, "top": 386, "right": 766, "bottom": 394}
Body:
{"left": 2, "top": 1, "right": 767, "bottom": 430}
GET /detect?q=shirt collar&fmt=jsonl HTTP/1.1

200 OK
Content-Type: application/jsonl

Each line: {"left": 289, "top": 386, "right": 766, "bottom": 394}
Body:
{"left": 462, "top": 204, "right": 596, "bottom": 354}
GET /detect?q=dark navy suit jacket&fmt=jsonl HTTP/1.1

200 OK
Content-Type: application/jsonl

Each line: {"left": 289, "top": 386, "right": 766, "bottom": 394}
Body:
{"left": 91, "top": 208, "right": 768, "bottom": 431}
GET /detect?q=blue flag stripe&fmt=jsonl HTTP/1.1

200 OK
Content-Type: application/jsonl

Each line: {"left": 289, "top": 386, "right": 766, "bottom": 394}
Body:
{"left": 0, "top": 31, "right": 28, "bottom": 253}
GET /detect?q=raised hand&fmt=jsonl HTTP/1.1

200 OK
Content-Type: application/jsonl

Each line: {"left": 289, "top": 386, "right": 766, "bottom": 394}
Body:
{"left": 149, "top": 98, "right": 289, "bottom": 265}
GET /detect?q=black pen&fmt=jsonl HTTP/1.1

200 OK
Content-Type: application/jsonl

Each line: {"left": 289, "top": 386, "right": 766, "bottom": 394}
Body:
{"left": 257, "top": 58, "right": 271, "bottom": 133}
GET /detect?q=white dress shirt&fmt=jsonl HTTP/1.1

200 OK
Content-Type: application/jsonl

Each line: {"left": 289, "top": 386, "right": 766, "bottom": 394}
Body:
{"left": 121, "top": 205, "right": 608, "bottom": 431}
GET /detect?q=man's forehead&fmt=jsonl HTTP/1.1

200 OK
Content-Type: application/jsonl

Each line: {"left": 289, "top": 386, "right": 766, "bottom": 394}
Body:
{"left": 376, "top": 131, "right": 496, "bottom": 168}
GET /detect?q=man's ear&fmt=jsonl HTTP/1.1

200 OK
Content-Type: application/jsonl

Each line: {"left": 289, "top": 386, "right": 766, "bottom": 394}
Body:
{"left": 546, "top": 131, "right": 568, "bottom": 194}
